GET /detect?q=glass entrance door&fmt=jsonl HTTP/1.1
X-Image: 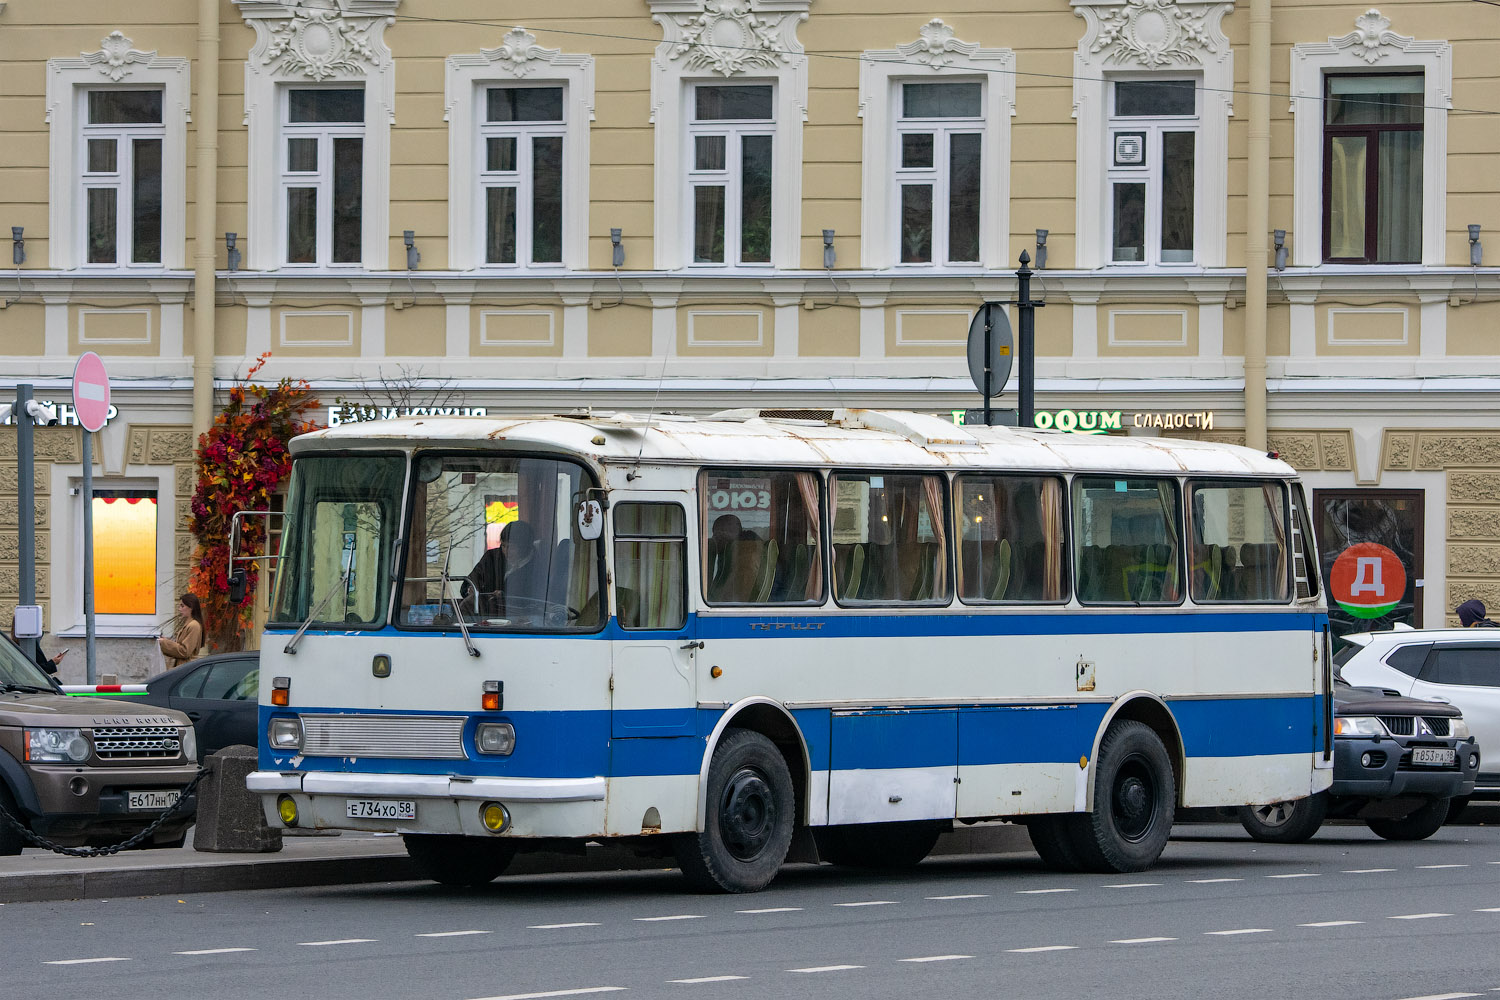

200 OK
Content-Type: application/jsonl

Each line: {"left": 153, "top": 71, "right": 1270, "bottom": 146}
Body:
{"left": 1313, "top": 489, "right": 1423, "bottom": 643}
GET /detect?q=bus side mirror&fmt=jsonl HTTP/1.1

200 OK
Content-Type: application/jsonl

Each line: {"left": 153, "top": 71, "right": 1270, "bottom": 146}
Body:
{"left": 577, "top": 500, "right": 603, "bottom": 541}
{"left": 228, "top": 570, "right": 247, "bottom": 605}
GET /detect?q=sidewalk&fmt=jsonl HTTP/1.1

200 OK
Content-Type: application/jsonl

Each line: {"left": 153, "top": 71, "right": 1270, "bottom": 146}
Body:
{"left": 0, "top": 824, "right": 1032, "bottom": 904}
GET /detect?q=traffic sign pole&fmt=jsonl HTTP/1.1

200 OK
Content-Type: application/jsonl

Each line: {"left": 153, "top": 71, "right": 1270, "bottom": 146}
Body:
{"left": 15, "top": 384, "right": 35, "bottom": 665}
{"left": 72, "top": 352, "right": 111, "bottom": 686}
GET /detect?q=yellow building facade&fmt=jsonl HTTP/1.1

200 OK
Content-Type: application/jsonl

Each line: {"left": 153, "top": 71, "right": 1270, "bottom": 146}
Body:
{"left": 0, "top": 0, "right": 1497, "bottom": 673}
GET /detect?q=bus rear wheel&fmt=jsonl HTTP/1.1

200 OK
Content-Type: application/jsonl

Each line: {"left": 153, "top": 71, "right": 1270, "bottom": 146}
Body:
{"left": 1067, "top": 720, "right": 1176, "bottom": 873}
{"left": 815, "top": 821, "right": 944, "bottom": 869}
{"left": 403, "top": 834, "right": 517, "bottom": 887}
{"left": 675, "top": 729, "right": 794, "bottom": 893}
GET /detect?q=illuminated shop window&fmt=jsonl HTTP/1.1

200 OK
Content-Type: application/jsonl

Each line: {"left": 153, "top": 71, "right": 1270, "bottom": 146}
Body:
{"left": 93, "top": 490, "right": 158, "bottom": 615}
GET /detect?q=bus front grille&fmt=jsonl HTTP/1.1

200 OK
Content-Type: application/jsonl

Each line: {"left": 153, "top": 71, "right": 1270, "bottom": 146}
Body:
{"left": 299, "top": 715, "right": 468, "bottom": 759}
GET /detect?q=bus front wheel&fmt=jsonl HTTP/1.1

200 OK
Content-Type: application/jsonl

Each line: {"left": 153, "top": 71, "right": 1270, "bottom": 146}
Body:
{"left": 403, "top": 834, "right": 517, "bottom": 887}
{"left": 1237, "top": 792, "right": 1327, "bottom": 843}
{"left": 676, "top": 729, "right": 794, "bottom": 893}
{"left": 1067, "top": 720, "right": 1176, "bottom": 873}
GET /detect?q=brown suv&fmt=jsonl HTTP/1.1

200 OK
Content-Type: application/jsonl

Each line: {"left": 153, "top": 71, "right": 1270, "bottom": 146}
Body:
{"left": 0, "top": 639, "right": 199, "bottom": 853}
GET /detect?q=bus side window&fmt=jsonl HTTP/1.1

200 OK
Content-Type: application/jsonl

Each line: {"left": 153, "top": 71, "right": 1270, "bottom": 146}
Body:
{"left": 1072, "top": 477, "right": 1183, "bottom": 605}
{"left": 1289, "top": 483, "right": 1320, "bottom": 600}
{"left": 955, "top": 475, "right": 1066, "bottom": 604}
{"left": 830, "top": 472, "right": 950, "bottom": 605}
{"left": 613, "top": 503, "right": 687, "bottom": 630}
{"left": 1188, "top": 481, "right": 1290, "bottom": 604}
{"left": 700, "top": 469, "right": 823, "bottom": 606}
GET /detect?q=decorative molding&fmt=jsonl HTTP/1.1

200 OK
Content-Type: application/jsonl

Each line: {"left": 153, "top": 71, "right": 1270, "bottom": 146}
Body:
{"left": 1085, "top": 0, "right": 1223, "bottom": 67}
{"left": 481, "top": 27, "right": 561, "bottom": 77}
{"left": 84, "top": 31, "right": 159, "bottom": 82}
{"left": 858, "top": 20, "right": 1016, "bottom": 270}
{"left": 237, "top": 0, "right": 397, "bottom": 82}
{"left": 655, "top": 0, "right": 803, "bottom": 78}
{"left": 1334, "top": 9, "right": 1409, "bottom": 64}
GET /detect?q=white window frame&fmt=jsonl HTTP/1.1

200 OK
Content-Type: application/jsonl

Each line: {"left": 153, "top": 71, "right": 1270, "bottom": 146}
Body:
{"left": 278, "top": 87, "right": 366, "bottom": 269}
{"left": 686, "top": 84, "right": 776, "bottom": 269}
{"left": 649, "top": 0, "right": 808, "bottom": 271}
{"left": 237, "top": 0, "right": 396, "bottom": 271}
{"left": 46, "top": 33, "right": 189, "bottom": 270}
{"left": 1072, "top": 0, "right": 1233, "bottom": 270}
{"left": 1104, "top": 76, "right": 1201, "bottom": 268}
{"left": 859, "top": 21, "right": 1013, "bottom": 270}
{"left": 446, "top": 28, "right": 594, "bottom": 271}
{"left": 890, "top": 80, "right": 987, "bottom": 267}
{"left": 1290, "top": 11, "right": 1450, "bottom": 268}
{"left": 77, "top": 89, "right": 168, "bottom": 268}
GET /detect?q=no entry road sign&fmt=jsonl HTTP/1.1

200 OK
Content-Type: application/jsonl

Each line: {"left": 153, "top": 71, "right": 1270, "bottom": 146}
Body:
{"left": 72, "top": 351, "right": 110, "bottom": 433}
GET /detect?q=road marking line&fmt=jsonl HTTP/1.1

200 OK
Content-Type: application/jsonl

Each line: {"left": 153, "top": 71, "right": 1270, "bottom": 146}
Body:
{"left": 174, "top": 947, "right": 258, "bottom": 955}
{"left": 470, "top": 989, "right": 628, "bottom": 1000}
{"left": 529, "top": 923, "right": 601, "bottom": 930}
{"left": 900, "top": 955, "right": 972, "bottom": 963}
{"left": 787, "top": 965, "right": 863, "bottom": 973}
{"left": 1474, "top": 908, "right": 1500, "bottom": 913}
{"left": 1343, "top": 868, "right": 1396, "bottom": 874}
{"left": 736, "top": 907, "right": 802, "bottom": 914}
{"left": 927, "top": 894, "right": 989, "bottom": 900}
{"left": 1111, "top": 937, "right": 1176, "bottom": 944}
{"left": 1266, "top": 873, "right": 1320, "bottom": 879}
{"left": 635, "top": 915, "right": 706, "bottom": 922}
{"left": 668, "top": 977, "right": 748, "bottom": 984}
{"left": 834, "top": 900, "right": 897, "bottom": 907}
{"left": 1389, "top": 913, "right": 1452, "bottom": 920}
{"left": 1186, "top": 878, "right": 1243, "bottom": 883}
{"left": 417, "top": 930, "right": 493, "bottom": 938}
{"left": 1300, "top": 921, "right": 1363, "bottom": 928}
{"left": 1104, "top": 883, "right": 1161, "bottom": 889}
{"left": 1007, "top": 945, "right": 1078, "bottom": 953}
{"left": 44, "top": 957, "right": 130, "bottom": 965}
{"left": 1392, "top": 993, "right": 1480, "bottom": 1000}
{"left": 297, "top": 939, "right": 376, "bottom": 947}
{"left": 1017, "top": 888, "right": 1075, "bottom": 894}
{"left": 1205, "top": 928, "right": 1272, "bottom": 936}
{"left": 1418, "top": 864, "right": 1469, "bottom": 869}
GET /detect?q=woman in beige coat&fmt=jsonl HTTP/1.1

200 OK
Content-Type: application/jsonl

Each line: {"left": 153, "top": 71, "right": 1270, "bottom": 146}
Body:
{"left": 158, "top": 593, "right": 205, "bottom": 669}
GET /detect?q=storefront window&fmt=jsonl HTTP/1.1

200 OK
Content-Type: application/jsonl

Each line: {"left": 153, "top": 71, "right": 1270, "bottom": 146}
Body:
{"left": 1315, "top": 489, "right": 1423, "bottom": 643}
{"left": 92, "top": 490, "right": 157, "bottom": 616}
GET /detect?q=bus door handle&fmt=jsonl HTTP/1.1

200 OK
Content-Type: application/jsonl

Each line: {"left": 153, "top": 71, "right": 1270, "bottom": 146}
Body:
{"left": 680, "top": 640, "right": 705, "bottom": 651}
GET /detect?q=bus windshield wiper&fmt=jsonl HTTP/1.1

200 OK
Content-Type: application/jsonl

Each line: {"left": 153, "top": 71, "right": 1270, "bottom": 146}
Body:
{"left": 283, "top": 566, "right": 352, "bottom": 655}
{"left": 439, "top": 546, "right": 480, "bottom": 658}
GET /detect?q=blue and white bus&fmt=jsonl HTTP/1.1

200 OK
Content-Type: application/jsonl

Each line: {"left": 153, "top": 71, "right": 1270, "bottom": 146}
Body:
{"left": 250, "top": 409, "right": 1332, "bottom": 892}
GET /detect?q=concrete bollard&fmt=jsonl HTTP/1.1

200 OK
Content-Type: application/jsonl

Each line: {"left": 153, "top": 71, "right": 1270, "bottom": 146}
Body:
{"left": 193, "top": 745, "right": 283, "bottom": 853}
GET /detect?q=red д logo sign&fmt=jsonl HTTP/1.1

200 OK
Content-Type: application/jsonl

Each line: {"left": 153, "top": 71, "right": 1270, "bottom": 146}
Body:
{"left": 71, "top": 351, "right": 111, "bottom": 433}
{"left": 1329, "top": 542, "right": 1408, "bottom": 620}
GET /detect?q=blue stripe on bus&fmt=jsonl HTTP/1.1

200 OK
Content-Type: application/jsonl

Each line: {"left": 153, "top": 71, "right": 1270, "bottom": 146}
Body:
{"left": 260, "top": 695, "right": 1321, "bottom": 778}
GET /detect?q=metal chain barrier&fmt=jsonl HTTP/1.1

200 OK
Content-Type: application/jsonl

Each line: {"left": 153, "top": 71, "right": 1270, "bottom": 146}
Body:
{"left": 0, "top": 768, "right": 207, "bottom": 858}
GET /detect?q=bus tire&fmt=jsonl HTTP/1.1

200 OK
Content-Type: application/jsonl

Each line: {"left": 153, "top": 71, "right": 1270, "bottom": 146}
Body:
{"left": 1067, "top": 720, "right": 1175, "bottom": 873}
{"left": 676, "top": 729, "right": 794, "bottom": 893}
{"left": 1024, "top": 815, "right": 1085, "bottom": 872}
{"left": 1237, "top": 792, "right": 1327, "bottom": 843}
{"left": 815, "top": 821, "right": 943, "bottom": 869}
{"left": 1367, "top": 796, "right": 1451, "bottom": 841}
{"left": 402, "top": 834, "right": 517, "bottom": 887}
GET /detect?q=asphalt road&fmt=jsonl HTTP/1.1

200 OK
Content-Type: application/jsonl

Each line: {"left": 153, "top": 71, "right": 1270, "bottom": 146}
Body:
{"left": 8, "top": 821, "right": 1500, "bottom": 1000}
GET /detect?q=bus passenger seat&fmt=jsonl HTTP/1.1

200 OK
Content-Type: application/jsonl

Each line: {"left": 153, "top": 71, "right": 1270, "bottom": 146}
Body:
{"left": 988, "top": 537, "right": 1013, "bottom": 601}
{"left": 750, "top": 540, "right": 780, "bottom": 603}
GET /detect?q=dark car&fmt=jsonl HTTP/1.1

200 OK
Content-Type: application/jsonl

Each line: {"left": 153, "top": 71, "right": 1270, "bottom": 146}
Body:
{"left": 1238, "top": 680, "right": 1480, "bottom": 843}
{"left": 138, "top": 652, "right": 260, "bottom": 760}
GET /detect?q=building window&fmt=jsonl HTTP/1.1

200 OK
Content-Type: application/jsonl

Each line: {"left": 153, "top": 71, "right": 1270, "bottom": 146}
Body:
{"left": 688, "top": 84, "right": 774, "bottom": 266}
{"left": 280, "top": 88, "right": 365, "bottom": 266}
{"left": 92, "top": 490, "right": 158, "bottom": 617}
{"left": 1107, "top": 79, "right": 1197, "bottom": 266}
{"left": 480, "top": 86, "right": 565, "bottom": 267}
{"left": 79, "top": 90, "right": 165, "bottom": 266}
{"left": 1322, "top": 74, "right": 1423, "bottom": 264}
{"left": 894, "top": 82, "right": 983, "bottom": 265}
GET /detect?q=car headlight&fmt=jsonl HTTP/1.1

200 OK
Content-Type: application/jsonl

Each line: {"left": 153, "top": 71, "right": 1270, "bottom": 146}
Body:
{"left": 181, "top": 726, "right": 198, "bottom": 761}
{"left": 476, "top": 722, "right": 515, "bottom": 756}
{"left": 25, "top": 728, "right": 91, "bottom": 763}
{"left": 1450, "top": 717, "right": 1471, "bottom": 739}
{"left": 268, "top": 717, "right": 303, "bottom": 750}
{"left": 1334, "top": 716, "right": 1389, "bottom": 737}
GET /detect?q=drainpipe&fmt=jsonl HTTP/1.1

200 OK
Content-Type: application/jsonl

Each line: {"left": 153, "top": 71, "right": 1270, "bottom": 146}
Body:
{"left": 192, "top": 0, "right": 220, "bottom": 438}
{"left": 1243, "top": 0, "right": 1271, "bottom": 451}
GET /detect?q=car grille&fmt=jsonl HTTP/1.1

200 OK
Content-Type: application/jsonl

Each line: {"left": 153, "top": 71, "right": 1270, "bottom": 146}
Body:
{"left": 299, "top": 715, "right": 467, "bottom": 760}
{"left": 92, "top": 726, "right": 183, "bottom": 759}
{"left": 1378, "top": 716, "right": 1452, "bottom": 737}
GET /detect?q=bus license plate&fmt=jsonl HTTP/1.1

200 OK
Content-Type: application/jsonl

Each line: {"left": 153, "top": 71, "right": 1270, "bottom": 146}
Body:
{"left": 1411, "top": 747, "right": 1456, "bottom": 766}
{"left": 346, "top": 799, "right": 417, "bottom": 820}
{"left": 127, "top": 790, "right": 181, "bottom": 812}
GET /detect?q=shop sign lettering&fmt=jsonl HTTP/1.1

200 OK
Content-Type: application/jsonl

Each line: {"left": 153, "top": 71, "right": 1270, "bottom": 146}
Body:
{"left": 0, "top": 401, "right": 118, "bottom": 428}
{"left": 328, "top": 405, "right": 489, "bottom": 425}
{"left": 1032, "top": 410, "right": 1122, "bottom": 434}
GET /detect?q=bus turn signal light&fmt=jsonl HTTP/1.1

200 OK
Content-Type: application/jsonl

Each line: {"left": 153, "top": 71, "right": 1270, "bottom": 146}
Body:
{"left": 271, "top": 675, "right": 290, "bottom": 707}
{"left": 482, "top": 679, "right": 503, "bottom": 711}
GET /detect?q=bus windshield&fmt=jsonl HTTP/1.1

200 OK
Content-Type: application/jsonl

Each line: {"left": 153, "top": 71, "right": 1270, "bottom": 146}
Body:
{"left": 397, "top": 453, "right": 601, "bottom": 631}
{"left": 270, "top": 454, "right": 406, "bottom": 628}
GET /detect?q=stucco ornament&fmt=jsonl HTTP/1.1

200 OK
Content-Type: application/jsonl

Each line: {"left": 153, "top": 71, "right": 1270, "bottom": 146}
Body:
{"left": 480, "top": 27, "right": 561, "bottom": 76}
{"left": 1333, "top": 9, "right": 1409, "bottom": 64}
{"left": 263, "top": 5, "right": 383, "bottom": 81}
{"left": 895, "top": 19, "right": 982, "bottom": 71}
{"left": 1090, "top": 0, "right": 1215, "bottom": 66}
{"left": 84, "top": 31, "right": 158, "bottom": 82}
{"left": 666, "top": 0, "right": 790, "bottom": 77}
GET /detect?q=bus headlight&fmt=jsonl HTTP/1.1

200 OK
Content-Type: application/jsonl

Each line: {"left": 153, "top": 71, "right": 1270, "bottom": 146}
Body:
{"left": 476, "top": 722, "right": 515, "bottom": 756}
{"left": 268, "top": 717, "right": 303, "bottom": 750}
{"left": 1333, "top": 716, "right": 1388, "bottom": 737}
